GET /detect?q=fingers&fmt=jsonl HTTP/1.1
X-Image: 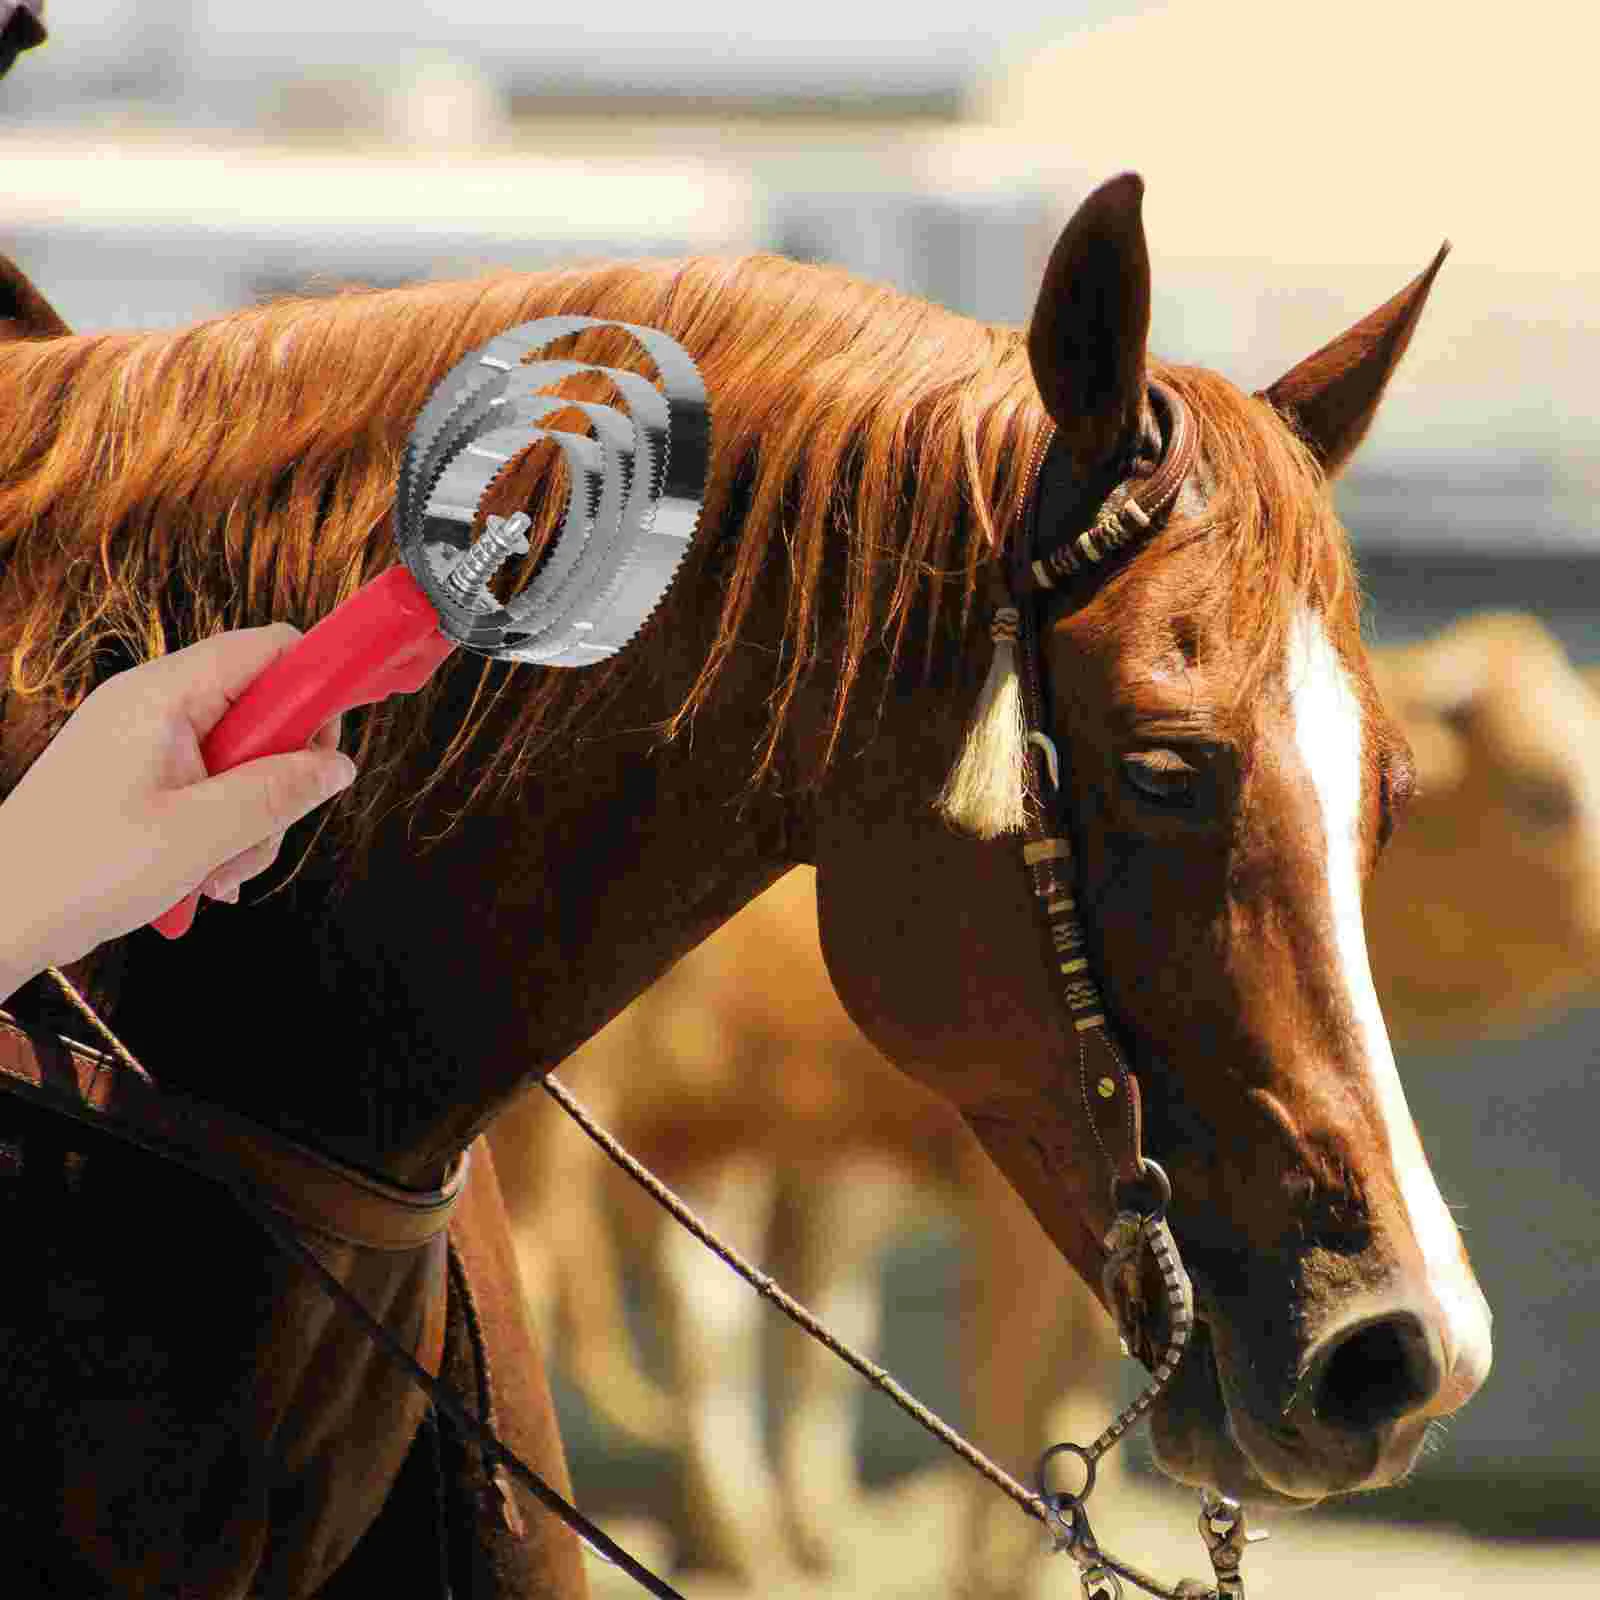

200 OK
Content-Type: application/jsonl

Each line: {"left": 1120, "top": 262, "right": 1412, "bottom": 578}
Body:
{"left": 160, "top": 622, "right": 304, "bottom": 681}
{"left": 203, "top": 831, "right": 284, "bottom": 902}
{"left": 132, "top": 627, "right": 350, "bottom": 757}
{"left": 209, "top": 719, "right": 343, "bottom": 895}
{"left": 196, "top": 729, "right": 354, "bottom": 905}
{"left": 184, "top": 747, "right": 356, "bottom": 880}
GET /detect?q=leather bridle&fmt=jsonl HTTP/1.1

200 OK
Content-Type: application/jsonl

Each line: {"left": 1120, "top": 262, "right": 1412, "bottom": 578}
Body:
{"left": 1011, "top": 379, "right": 1201, "bottom": 1227}
{"left": 1000, "top": 383, "right": 1259, "bottom": 1598}
{"left": 0, "top": 378, "right": 1256, "bottom": 1599}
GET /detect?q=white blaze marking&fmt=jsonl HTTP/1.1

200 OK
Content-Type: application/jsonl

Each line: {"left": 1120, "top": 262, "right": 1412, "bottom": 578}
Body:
{"left": 1287, "top": 608, "right": 1492, "bottom": 1382}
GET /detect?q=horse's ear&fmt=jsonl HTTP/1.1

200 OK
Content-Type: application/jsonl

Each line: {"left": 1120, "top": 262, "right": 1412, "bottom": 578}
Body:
{"left": 1261, "top": 243, "right": 1449, "bottom": 478}
{"left": 0, "top": 253, "right": 70, "bottom": 341}
{"left": 1028, "top": 172, "right": 1151, "bottom": 473}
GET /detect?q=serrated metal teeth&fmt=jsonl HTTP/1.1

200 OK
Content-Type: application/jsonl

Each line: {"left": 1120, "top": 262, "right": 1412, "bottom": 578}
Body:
{"left": 393, "top": 315, "right": 710, "bottom": 667}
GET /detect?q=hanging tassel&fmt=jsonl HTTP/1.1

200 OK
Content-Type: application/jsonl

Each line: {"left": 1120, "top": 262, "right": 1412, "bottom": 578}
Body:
{"left": 936, "top": 605, "right": 1029, "bottom": 839}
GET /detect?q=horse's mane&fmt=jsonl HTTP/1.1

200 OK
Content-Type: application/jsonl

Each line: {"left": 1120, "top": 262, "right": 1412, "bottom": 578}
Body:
{"left": 0, "top": 252, "right": 1352, "bottom": 873}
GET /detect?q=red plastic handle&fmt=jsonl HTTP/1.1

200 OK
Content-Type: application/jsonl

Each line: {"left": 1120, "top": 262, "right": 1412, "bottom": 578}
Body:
{"left": 150, "top": 565, "right": 456, "bottom": 939}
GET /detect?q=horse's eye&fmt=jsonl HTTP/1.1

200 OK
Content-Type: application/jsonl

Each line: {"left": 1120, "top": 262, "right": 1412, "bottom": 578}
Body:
{"left": 1122, "top": 749, "right": 1200, "bottom": 810}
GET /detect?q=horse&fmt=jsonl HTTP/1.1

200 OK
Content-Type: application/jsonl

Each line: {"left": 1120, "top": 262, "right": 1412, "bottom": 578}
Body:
{"left": 0, "top": 171, "right": 1491, "bottom": 1595}
{"left": 509, "top": 608, "right": 1600, "bottom": 1593}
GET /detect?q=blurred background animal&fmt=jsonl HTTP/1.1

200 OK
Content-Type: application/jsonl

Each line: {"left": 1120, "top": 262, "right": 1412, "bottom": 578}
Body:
{"left": 493, "top": 609, "right": 1600, "bottom": 1596}
{"left": 1368, "top": 611, "right": 1600, "bottom": 1042}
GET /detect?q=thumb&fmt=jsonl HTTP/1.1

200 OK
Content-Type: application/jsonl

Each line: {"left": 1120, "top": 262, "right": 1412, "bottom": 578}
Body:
{"left": 173, "top": 747, "right": 357, "bottom": 870}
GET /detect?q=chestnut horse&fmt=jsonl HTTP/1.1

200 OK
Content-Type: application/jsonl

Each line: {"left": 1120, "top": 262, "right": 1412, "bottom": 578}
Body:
{"left": 502, "top": 613, "right": 1600, "bottom": 1592}
{"left": 0, "top": 174, "right": 1489, "bottom": 1595}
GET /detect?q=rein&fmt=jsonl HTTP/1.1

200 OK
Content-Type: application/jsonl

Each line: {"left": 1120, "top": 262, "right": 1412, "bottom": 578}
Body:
{"left": 0, "top": 380, "right": 1257, "bottom": 1599}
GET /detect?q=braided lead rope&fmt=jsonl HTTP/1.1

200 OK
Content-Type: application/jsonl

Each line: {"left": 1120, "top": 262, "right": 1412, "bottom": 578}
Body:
{"left": 543, "top": 1069, "right": 1225, "bottom": 1599}
{"left": 541, "top": 1071, "right": 1060, "bottom": 1529}
{"left": 44, "top": 965, "right": 155, "bottom": 1083}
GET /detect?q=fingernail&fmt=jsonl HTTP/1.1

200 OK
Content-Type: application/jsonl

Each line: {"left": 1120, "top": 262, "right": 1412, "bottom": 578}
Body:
{"left": 218, "top": 883, "right": 240, "bottom": 904}
{"left": 327, "top": 755, "right": 357, "bottom": 793}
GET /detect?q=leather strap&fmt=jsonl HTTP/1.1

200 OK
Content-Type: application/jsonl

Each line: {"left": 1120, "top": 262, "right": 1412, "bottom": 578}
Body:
{"left": 0, "top": 1001, "right": 688, "bottom": 1597}
{"left": 1026, "top": 381, "right": 1199, "bottom": 592}
{"left": 1012, "top": 600, "right": 1148, "bottom": 1202}
{"left": 0, "top": 1009, "right": 467, "bottom": 1251}
{"left": 1010, "top": 382, "right": 1201, "bottom": 1213}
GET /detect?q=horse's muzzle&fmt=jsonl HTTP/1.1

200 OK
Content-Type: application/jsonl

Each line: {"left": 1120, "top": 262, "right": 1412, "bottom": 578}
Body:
{"left": 1149, "top": 1291, "right": 1471, "bottom": 1506}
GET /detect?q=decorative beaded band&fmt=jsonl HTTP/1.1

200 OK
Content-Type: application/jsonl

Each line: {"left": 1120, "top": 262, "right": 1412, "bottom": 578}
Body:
{"left": 1026, "top": 379, "right": 1198, "bottom": 592}
{"left": 1022, "top": 835, "right": 1106, "bottom": 1032}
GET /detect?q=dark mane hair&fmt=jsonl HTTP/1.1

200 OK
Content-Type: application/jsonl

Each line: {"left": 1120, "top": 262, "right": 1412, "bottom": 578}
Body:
{"left": 0, "top": 254, "right": 1353, "bottom": 871}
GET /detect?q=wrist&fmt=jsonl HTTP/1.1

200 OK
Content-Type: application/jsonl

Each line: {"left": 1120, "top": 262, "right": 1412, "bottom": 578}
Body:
{"left": 0, "top": 849, "right": 63, "bottom": 1002}
{"left": 0, "top": 960, "right": 40, "bottom": 1007}
{"left": 0, "top": 917, "right": 55, "bottom": 1004}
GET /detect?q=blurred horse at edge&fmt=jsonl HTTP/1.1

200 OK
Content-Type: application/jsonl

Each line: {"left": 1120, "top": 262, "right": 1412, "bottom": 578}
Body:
{"left": 494, "top": 608, "right": 1600, "bottom": 1595}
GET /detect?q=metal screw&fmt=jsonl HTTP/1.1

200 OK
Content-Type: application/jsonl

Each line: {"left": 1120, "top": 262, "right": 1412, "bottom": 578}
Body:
{"left": 1097, "top": 1076, "right": 1117, "bottom": 1100}
{"left": 442, "top": 511, "right": 532, "bottom": 606}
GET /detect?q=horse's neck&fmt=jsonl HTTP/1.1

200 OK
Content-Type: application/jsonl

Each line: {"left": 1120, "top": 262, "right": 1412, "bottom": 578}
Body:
{"left": 94, "top": 522, "right": 806, "bottom": 1184}
{"left": 33, "top": 414, "right": 973, "bottom": 1187}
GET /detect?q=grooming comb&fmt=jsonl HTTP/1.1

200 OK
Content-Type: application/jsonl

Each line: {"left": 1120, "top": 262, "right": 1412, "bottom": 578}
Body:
{"left": 151, "top": 316, "right": 710, "bottom": 938}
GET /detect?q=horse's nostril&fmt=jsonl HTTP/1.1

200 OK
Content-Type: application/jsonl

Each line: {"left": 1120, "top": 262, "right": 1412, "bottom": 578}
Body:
{"left": 1312, "top": 1313, "right": 1439, "bottom": 1433}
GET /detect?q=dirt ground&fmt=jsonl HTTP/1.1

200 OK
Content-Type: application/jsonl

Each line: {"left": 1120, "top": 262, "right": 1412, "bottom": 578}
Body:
{"left": 582, "top": 1465, "right": 1598, "bottom": 1599}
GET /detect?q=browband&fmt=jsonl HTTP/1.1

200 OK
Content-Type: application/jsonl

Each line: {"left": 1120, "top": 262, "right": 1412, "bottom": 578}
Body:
{"left": 1025, "top": 379, "right": 1199, "bottom": 593}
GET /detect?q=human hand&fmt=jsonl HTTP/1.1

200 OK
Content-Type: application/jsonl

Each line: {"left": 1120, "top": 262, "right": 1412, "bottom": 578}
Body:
{"left": 0, "top": 624, "right": 356, "bottom": 991}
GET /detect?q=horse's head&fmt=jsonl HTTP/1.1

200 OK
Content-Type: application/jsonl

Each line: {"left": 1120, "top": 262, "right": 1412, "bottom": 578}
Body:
{"left": 814, "top": 175, "right": 1489, "bottom": 1509}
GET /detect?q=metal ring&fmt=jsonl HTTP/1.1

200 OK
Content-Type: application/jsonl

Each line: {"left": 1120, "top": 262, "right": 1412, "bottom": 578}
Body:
{"left": 1112, "top": 1157, "right": 1172, "bottom": 1223}
{"left": 1036, "top": 1439, "right": 1097, "bottom": 1510}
